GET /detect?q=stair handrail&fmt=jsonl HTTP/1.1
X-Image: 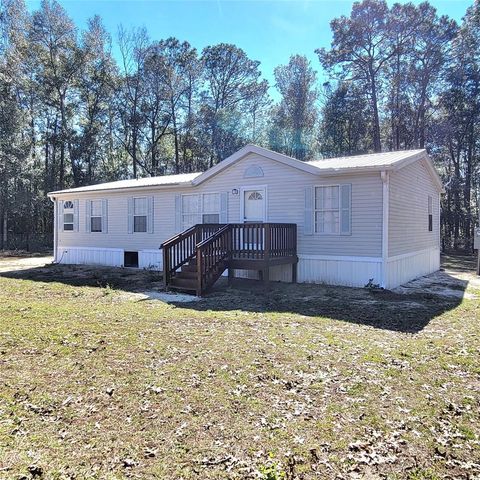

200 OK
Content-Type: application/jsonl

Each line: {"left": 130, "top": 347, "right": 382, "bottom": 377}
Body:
{"left": 160, "top": 225, "right": 197, "bottom": 250}
{"left": 161, "top": 225, "right": 201, "bottom": 289}
{"left": 161, "top": 224, "right": 227, "bottom": 290}
{"left": 195, "top": 224, "right": 232, "bottom": 296}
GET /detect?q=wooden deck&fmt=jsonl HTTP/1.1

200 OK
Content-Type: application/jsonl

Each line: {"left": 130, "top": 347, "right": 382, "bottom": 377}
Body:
{"left": 161, "top": 223, "right": 298, "bottom": 296}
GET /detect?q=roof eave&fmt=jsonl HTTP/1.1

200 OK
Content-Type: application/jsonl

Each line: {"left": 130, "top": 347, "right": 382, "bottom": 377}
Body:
{"left": 47, "top": 180, "right": 195, "bottom": 197}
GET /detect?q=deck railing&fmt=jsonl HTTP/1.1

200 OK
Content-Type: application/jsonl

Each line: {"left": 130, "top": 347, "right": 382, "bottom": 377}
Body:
{"left": 196, "top": 224, "right": 232, "bottom": 296}
{"left": 230, "top": 223, "right": 297, "bottom": 259}
{"left": 161, "top": 223, "right": 297, "bottom": 294}
{"left": 161, "top": 224, "right": 223, "bottom": 288}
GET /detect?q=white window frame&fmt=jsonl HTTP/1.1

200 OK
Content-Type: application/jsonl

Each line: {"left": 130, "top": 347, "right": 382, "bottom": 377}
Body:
{"left": 314, "top": 184, "right": 341, "bottom": 235}
{"left": 181, "top": 192, "right": 221, "bottom": 230}
{"left": 133, "top": 197, "right": 148, "bottom": 233}
{"left": 428, "top": 195, "right": 433, "bottom": 232}
{"left": 63, "top": 201, "right": 75, "bottom": 232}
{"left": 90, "top": 200, "right": 103, "bottom": 233}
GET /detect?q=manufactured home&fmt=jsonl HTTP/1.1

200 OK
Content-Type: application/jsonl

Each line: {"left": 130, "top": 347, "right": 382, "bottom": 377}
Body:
{"left": 47, "top": 145, "right": 443, "bottom": 294}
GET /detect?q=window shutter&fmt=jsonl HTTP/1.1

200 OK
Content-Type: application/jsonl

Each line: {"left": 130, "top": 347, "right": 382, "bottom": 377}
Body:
{"left": 220, "top": 192, "right": 228, "bottom": 223}
{"left": 85, "top": 200, "right": 92, "bottom": 233}
{"left": 102, "top": 199, "right": 108, "bottom": 234}
{"left": 340, "top": 184, "right": 351, "bottom": 235}
{"left": 58, "top": 201, "right": 64, "bottom": 233}
{"left": 304, "top": 186, "right": 314, "bottom": 235}
{"left": 147, "top": 196, "right": 154, "bottom": 234}
{"left": 175, "top": 194, "right": 182, "bottom": 232}
{"left": 127, "top": 198, "right": 134, "bottom": 234}
{"left": 73, "top": 200, "right": 79, "bottom": 232}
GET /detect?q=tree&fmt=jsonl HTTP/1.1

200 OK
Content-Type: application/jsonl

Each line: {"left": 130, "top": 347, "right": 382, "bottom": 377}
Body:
{"left": 435, "top": 1, "right": 480, "bottom": 250}
{"left": 29, "top": 0, "right": 86, "bottom": 188}
{"left": 201, "top": 43, "right": 268, "bottom": 165}
{"left": 317, "top": 0, "right": 394, "bottom": 152}
{"left": 116, "top": 25, "right": 149, "bottom": 178}
{"left": 319, "top": 81, "right": 371, "bottom": 157}
{"left": 270, "top": 55, "right": 318, "bottom": 160}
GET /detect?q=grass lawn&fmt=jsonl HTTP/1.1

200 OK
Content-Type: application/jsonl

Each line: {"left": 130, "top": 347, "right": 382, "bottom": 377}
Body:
{"left": 0, "top": 256, "right": 479, "bottom": 479}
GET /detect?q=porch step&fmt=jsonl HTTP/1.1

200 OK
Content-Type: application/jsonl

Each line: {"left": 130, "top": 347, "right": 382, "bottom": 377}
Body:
{"left": 169, "top": 276, "right": 197, "bottom": 291}
{"left": 181, "top": 263, "right": 197, "bottom": 273}
{"left": 177, "top": 270, "right": 197, "bottom": 279}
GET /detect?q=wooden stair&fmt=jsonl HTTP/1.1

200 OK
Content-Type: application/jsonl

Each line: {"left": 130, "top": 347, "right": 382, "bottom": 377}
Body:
{"left": 169, "top": 259, "right": 199, "bottom": 292}
{"left": 161, "top": 223, "right": 298, "bottom": 297}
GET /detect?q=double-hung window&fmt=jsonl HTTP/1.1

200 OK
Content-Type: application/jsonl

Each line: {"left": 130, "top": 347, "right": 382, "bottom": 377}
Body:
{"left": 90, "top": 200, "right": 103, "bottom": 233}
{"left": 314, "top": 185, "right": 351, "bottom": 235}
{"left": 63, "top": 200, "right": 75, "bottom": 231}
{"left": 202, "top": 193, "right": 221, "bottom": 224}
{"left": 134, "top": 197, "right": 147, "bottom": 233}
{"left": 315, "top": 186, "right": 340, "bottom": 234}
{"left": 86, "top": 199, "right": 107, "bottom": 233}
{"left": 181, "top": 193, "right": 221, "bottom": 230}
{"left": 128, "top": 196, "right": 153, "bottom": 234}
{"left": 428, "top": 195, "right": 433, "bottom": 232}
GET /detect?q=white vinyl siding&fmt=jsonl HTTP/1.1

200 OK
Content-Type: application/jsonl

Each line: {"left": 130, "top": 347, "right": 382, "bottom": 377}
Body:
{"left": 388, "top": 159, "right": 440, "bottom": 257}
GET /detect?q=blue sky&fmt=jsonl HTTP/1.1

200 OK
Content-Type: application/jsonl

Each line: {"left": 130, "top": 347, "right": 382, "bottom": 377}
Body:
{"left": 26, "top": 0, "right": 472, "bottom": 99}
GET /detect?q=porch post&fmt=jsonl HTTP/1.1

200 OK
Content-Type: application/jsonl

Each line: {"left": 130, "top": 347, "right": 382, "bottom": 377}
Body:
{"left": 264, "top": 223, "right": 271, "bottom": 288}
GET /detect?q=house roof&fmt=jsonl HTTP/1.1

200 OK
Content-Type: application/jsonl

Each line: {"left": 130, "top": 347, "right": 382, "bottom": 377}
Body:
{"left": 47, "top": 145, "right": 443, "bottom": 196}
{"left": 306, "top": 149, "right": 426, "bottom": 171}
{"left": 47, "top": 172, "right": 202, "bottom": 195}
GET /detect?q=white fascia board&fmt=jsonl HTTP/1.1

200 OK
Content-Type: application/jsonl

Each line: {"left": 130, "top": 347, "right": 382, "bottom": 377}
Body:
{"left": 47, "top": 181, "right": 195, "bottom": 198}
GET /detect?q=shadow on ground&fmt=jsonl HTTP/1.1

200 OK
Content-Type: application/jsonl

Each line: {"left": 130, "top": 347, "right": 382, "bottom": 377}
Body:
{"left": 0, "top": 254, "right": 473, "bottom": 334}
{"left": 0, "top": 260, "right": 164, "bottom": 293}
{"left": 174, "top": 272, "right": 467, "bottom": 333}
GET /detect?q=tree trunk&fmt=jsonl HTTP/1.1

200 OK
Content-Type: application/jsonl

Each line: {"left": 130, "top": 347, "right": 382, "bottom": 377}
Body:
{"left": 369, "top": 67, "right": 382, "bottom": 152}
{"left": 172, "top": 102, "right": 180, "bottom": 174}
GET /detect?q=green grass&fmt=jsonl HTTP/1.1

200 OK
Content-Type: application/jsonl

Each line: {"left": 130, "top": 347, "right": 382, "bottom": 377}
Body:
{"left": 0, "top": 257, "right": 479, "bottom": 478}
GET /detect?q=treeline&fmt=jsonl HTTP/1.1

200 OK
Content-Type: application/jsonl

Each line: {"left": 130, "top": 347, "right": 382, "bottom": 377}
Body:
{"left": 0, "top": 0, "right": 479, "bottom": 250}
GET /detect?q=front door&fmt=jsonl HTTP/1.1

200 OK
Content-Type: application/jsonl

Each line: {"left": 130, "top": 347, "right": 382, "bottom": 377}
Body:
{"left": 243, "top": 188, "right": 266, "bottom": 223}
{"left": 242, "top": 188, "right": 266, "bottom": 251}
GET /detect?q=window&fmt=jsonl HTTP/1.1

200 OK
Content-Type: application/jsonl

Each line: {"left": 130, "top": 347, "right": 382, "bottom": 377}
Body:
{"left": 134, "top": 197, "right": 147, "bottom": 233}
{"left": 128, "top": 197, "right": 152, "bottom": 234}
{"left": 315, "top": 186, "right": 340, "bottom": 234}
{"left": 182, "top": 193, "right": 220, "bottom": 229}
{"left": 63, "top": 201, "right": 75, "bottom": 231}
{"left": 244, "top": 165, "right": 264, "bottom": 178}
{"left": 202, "top": 193, "right": 220, "bottom": 224}
{"left": 90, "top": 200, "right": 103, "bottom": 232}
{"left": 248, "top": 191, "right": 263, "bottom": 200}
{"left": 63, "top": 213, "right": 74, "bottom": 231}
{"left": 428, "top": 196, "right": 433, "bottom": 232}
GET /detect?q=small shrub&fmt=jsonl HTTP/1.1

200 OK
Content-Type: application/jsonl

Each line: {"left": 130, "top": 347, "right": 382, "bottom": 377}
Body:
{"left": 364, "top": 278, "right": 381, "bottom": 290}
{"left": 259, "top": 463, "right": 286, "bottom": 480}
